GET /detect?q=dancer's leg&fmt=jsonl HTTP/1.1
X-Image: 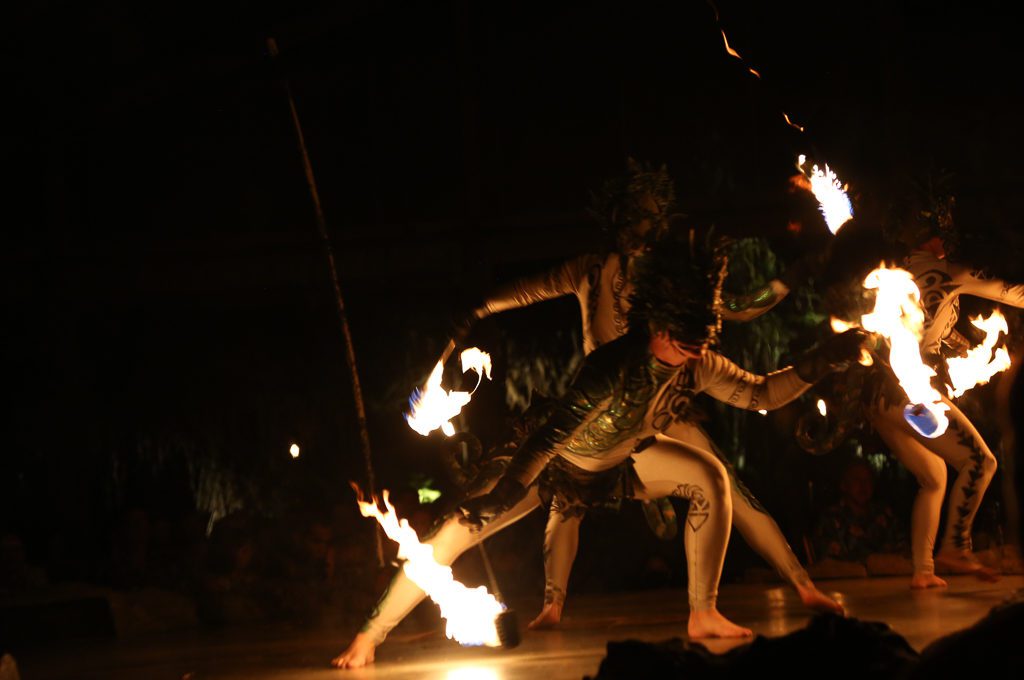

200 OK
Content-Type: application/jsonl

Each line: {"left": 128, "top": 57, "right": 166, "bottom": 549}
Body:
{"left": 674, "top": 425, "right": 842, "bottom": 613}
{"left": 870, "top": 404, "right": 949, "bottom": 589}
{"left": 928, "top": 399, "right": 999, "bottom": 578}
{"left": 531, "top": 507, "right": 582, "bottom": 629}
{"left": 632, "top": 436, "right": 751, "bottom": 638}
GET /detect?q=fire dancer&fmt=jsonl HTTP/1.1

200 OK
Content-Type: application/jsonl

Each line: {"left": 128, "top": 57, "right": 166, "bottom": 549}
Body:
{"left": 331, "top": 232, "right": 866, "bottom": 668}
{"left": 796, "top": 196, "right": 1024, "bottom": 588}
{"left": 454, "top": 162, "right": 842, "bottom": 629}
{"left": 868, "top": 202, "right": 1024, "bottom": 587}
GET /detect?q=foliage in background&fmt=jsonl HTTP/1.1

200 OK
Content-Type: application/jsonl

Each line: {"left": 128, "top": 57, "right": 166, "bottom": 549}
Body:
{"left": 712, "top": 238, "right": 823, "bottom": 463}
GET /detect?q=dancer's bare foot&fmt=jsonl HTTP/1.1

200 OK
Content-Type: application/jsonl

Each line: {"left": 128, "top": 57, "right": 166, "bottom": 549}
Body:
{"left": 528, "top": 601, "right": 563, "bottom": 630}
{"left": 331, "top": 632, "right": 377, "bottom": 669}
{"left": 935, "top": 550, "right": 1000, "bottom": 582}
{"left": 687, "top": 608, "right": 753, "bottom": 639}
{"left": 795, "top": 583, "right": 844, "bottom": 615}
{"left": 910, "top": 573, "right": 948, "bottom": 589}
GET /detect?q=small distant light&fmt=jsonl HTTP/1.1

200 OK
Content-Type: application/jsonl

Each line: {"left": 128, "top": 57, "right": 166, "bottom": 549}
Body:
{"left": 757, "top": 409, "right": 767, "bottom": 415}
{"left": 289, "top": 443, "right": 300, "bottom": 458}
{"left": 418, "top": 486, "right": 442, "bottom": 504}
{"left": 817, "top": 399, "right": 828, "bottom": 417}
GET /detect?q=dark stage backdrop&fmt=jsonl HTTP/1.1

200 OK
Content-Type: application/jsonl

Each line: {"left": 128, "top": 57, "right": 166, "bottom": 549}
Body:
{"left": 4, "top": 0, "right": 1023, "bottom": 583}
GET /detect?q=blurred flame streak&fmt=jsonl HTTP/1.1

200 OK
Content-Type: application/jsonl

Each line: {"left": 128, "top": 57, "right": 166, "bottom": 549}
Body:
{"left": 861, "top": 266, "right": 949, "bottom": 435}
{"left": 946, "top": 311, "right": 1012, "bottom": 398}
{"left": 798, "top": 155, "right": 853, "bottom": 234}
{"left": 720, "top": 29, "right": 762, "bottom": 78}
{"left": 405, "top": 348, "right": 492, "bottom": 437}
{"left": 352, "top": 484, "right": 504, "bottom": 647}
{"left": 783, "top": 112, "right": 805, "bottom": 132}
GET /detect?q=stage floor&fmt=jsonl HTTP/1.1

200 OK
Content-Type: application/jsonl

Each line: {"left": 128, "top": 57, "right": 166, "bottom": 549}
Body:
{"left": 18, "top": 575, "right": 1023, "bottom": 680}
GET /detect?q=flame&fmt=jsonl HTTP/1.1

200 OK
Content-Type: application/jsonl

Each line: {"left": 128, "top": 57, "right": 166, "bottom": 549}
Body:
{"left": 817, "top": 399, "right": 827, "bottom": 417}
{"left": 783, "top": 112, "right": 805, "bottom": 132}
{"left": 406, "top": 348, "right": 492, "bottom": 437}
{"left": 720, "top": 29, "right": 761, "bottom": 77}
{"left": 830, "top": 316, "right": 856, "bottom": 333}
{"left": 354, "top": 486, "right": 504, "bottom": 647}
{"left": 860, "top": 266, "right": 949, "bottom": 436}
{"left": 946, "top": 311, "right": 1012, "bottom": 398}
{"left": 460, "top": 348, "right": 492, "bottom": 391}
{"left": 289, "top": 443, "right": 300, "bottom": 458}
{"left": 798, "top": 155, "right": 853, "bottom": 234}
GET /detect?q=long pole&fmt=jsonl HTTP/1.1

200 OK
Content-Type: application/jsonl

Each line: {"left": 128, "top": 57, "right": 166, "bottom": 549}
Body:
{"left": 266, "top": 37, "right": 384, "bottom": 566}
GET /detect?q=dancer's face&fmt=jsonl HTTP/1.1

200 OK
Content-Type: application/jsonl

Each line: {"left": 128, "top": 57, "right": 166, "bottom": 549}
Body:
{"left": 650, "top": 331, "right": 704, "bottom": 366}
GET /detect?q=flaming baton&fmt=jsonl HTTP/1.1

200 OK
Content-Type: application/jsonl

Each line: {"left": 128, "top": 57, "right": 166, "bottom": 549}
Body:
{"left": 832, "top": 266, "right": 949, "bottom": 437}
{"left": 946, "top": 311, "right": 1012, "bottom": 398}
{"left": 832, "top": 271, "right": 1013, "bottom": 438}
{"left": 406, "top": 348, "right": 492, "bottom": 437}
{"left": 353, "top": 486, "right": 517, "bottom": 647}
{"left": 798, "top": 155, "right": 854, "bottom": 234}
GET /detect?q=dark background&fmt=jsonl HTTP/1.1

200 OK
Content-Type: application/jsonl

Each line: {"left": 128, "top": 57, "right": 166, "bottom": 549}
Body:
{"left": 4, "top": 0, "right": 1023, "bottom": 601}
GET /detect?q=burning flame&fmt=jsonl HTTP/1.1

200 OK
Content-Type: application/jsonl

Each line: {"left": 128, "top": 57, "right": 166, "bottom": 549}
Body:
{"left": 406, "top": 348, "right": 492, "bottom": 437}
{"left": 861, "top": 266, "right": 949, "bottom": 436}
{"left": 946, "top": 311, "right": 1011, "bottom": 398}
{"left": 354, "top": 486, "right": 504, "bottom": 647}
{"left": 459, "top": 348, "right": 492, "bottom": 390}
{"left": 798, "top": 155, "right": 853, "bottom": 234}
{"left": 817, "top": 399, "right": 828, "bottom": 417}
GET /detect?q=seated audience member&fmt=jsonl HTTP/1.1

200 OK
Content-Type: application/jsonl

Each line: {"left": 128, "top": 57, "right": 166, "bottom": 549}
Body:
{"left": 812, "top": 460, "right": 910, "bottom": 577}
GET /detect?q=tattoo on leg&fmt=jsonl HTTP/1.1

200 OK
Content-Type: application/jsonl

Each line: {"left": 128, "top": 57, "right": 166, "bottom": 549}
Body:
{"left": 544, "top": 583, "right": 566, "bottom": 605}
{"left": 947, "top": 419, "right": 988, "bottom": 551}
{"left": 672, "top": 484, "right": 710, "bottom": 531}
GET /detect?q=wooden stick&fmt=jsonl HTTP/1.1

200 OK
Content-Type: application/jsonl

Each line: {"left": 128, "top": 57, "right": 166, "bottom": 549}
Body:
{"left": 267, "top": 37, "right": 384, "bottom": 566}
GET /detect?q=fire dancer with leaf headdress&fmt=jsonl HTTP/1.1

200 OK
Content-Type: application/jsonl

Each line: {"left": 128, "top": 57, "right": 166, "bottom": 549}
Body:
{"left": 872, "top": 189, "right": 1024, "bottom": 587}
{"left": 454, "top": 161, "right": 844, "bottom": 629}
{"left": 332, "top": 228, "right": 867, "bottom": 668}
{"left": 796, "top": 182, "right": 1024, "bottom": 589}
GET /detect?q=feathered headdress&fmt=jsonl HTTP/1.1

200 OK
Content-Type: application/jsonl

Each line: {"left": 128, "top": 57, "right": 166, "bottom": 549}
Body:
{"left": 589, "top": 158, "right": 679, "bottom": 252}
{"left": 628, "top": 227, "right": 728, "bottom": 347}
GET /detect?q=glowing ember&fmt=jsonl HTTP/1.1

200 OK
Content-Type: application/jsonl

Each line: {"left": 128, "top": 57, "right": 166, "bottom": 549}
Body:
{"left": 830, "top": 316, "right": 856, "bottom": 333}
{"left": 946, "top": 311, "right": 1012, "bottom": 398}
{"left": 406, "top": 348, "right": 492, "bottom": 437}
{"left": 817, "top": 399, "right": 828, "bottom": 417}
{"left": 354, "top": 487, "right": 504, "bottom": 647}
{"left": 798, "top": 155, "right": 853, "bottom": 234}
{"left": 861, "top": 266, "right": 949, "bottom": 437}
{"left": 289, "top": 443, "right": 300, "bottom": 458}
